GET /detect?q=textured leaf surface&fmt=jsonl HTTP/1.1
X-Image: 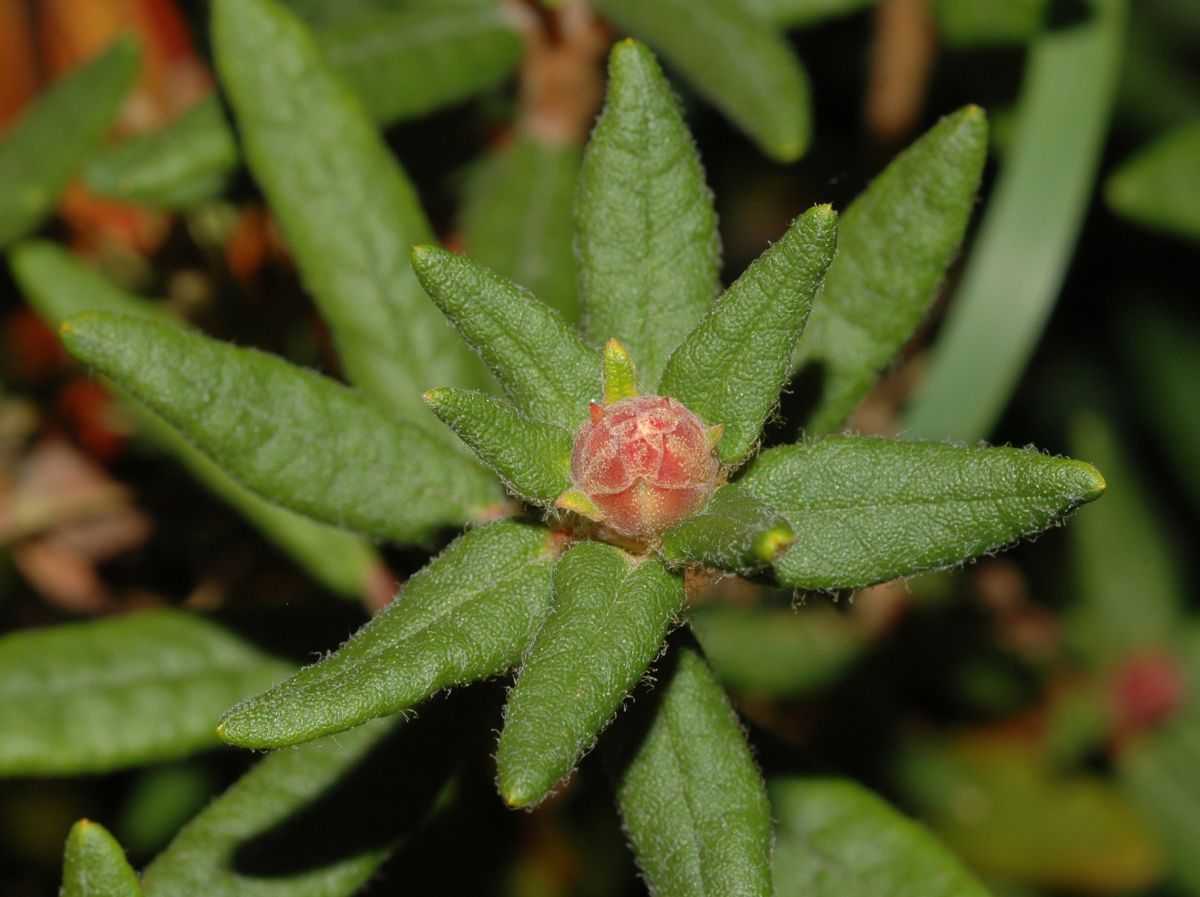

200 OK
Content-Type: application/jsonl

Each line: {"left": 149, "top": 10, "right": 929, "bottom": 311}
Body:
{"left": 905, "top": 0, "right": 1126, "bottom": 441}
{"left": 412, "top": 246, "right": 600, "bottom": 428}
{"left": 575, "top": 40, "right": 719, "bottom": 390}
{"left": 497, "top": 542, "right": 684, "bottom": 807}
{"left": 745, "top": 0, "right": 877, "bottom": 27}
{"left": 611, "top": 643, "right": 773, "bottom": 897}
{"left": 896, "top": 733, "right": 1163, "bottom": 892}
{"left": 461, "top": 134, "right": 581, "bottom": 323}
{"left": 213, "top": 0, "right": 487, "bottom": 422}
{"left": 1106, "top": 118, "right": 1200, "bottom": 242}
{"left": 424, "top": 388, "right": 573, "bottom": 504}
{"left": 142, "top": 708, "right": 466, "bottom": 897}
{"left": 772, "top": 777, "right": 991, "bottom": 897}
{"left": 690, "top": 605, "right": 865, "bottom": 697}
{"left": 82, "top": 95, "right": 238, "bottom": 208}
{"left": 0, "top": 610, "right": 291, "bottom": 776}
{"left": 593, "top": 1, "right": 811, "bottom": 161}
{"left": 60, "top": 312, "right": 504, "bottom": 543}
{"left": 220, "top": 522, "right": 556, "bottom": 749}
{"left": 11, "top": 242, "right": 380, "bottom": 598}
{"left": 661, "top": 484, "right": 795, "bottom": 575}
{"left": 662, "top": 204, "right": 837, "bottom": 464}
{"left": 795, "top": 107, "right": 987, "bottom": 435}
{"left": 61, "top": 820, "right": 142, "bottom": 897}
{"left": 318, "top": 3, "right": 521, "bottom": 124}
{"left": 1065, "top": 412, "right": 1183, "bottom": 664}
{"left": 0, "top": 35, "right": 138, "bottom": 246}
{"left": 739, "top": 437, "right": 1106, "bottom": 590}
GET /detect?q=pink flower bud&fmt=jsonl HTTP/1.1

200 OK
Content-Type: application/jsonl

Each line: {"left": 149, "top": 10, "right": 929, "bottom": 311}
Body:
{"left": 571, "top": 395, "right": 720, "bottom": 539}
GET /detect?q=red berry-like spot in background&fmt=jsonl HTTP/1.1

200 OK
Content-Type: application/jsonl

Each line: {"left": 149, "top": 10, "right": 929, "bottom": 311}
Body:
{"left": 1112, "top": 651, "right": 1185, "bottom": 733}
{"left": 571, "top": 395, "right": 719, "bottom": 539}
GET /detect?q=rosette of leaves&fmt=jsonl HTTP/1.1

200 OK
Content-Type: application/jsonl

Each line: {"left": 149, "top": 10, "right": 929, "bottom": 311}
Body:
{"left": 37, "top": 0, "right": 1108, "bottom": 893}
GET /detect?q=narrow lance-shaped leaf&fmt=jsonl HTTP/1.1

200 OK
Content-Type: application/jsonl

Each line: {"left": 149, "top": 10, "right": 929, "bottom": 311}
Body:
{"left": 575, "top": 39, "right": 720, "bottom": 390}
{"left": 61, "top": 820, "right": 142, "bottom": 897}
{"left": 82, "top": 95, "right": 238, "bottom": 209}
{"left": 795, "top": 106, "right": 988, "bottom": 435}
{"left": 591, "top": 1, "right": 812, "bottom": 162}
{"left": 462, "top": 134, "right": 582, "bottom": 323}
{"left": 0, "top": 610, "right": 292, "bottom": 776}
{"left": 1105, "top": 118, "right": 1200, "bottom": 243}
{"left": 661, "top": 484, "right": 795, "bottom": 575}
{"left": 11, "top": 241, "right": 383, "bottom": 600}
{"left": 423, "top": 388, "right": 573, "bottom": 504}
{"left": 318, "top": 3, "right": 521, "bottom": 125}
{"left": 411, "top": 246, "right": 600, "bottom": 428}
{"left": 662, "top": 204, "right": 838, "bottom": 466}
{"left": 739, "top": 436, "right": 1106, "bottom": 590}
{"left": 142, "top": 702, "right": 475, "bottom": 897}
{"left": 609, "top": 642, "right": 774, "bottom": 897}
{"left": 771, "top": 777, "right": 993, "bottom": 897}
{"left": 212, "top": 0, "right": 488, "bottom": 423}
{"left": 219, "top": 522, "right": 557, "bottom": 749}
{"left": 497, "top": 542, "right": 685, "bottom": 807}
{"left": 0, "top": 35, "right": 139, "bottom": 246}
{"left": 60, "top": 312, "right": 504, "bottom": 544}
{"left": 904, "top": 0, "right": 1126, "bottom": 441}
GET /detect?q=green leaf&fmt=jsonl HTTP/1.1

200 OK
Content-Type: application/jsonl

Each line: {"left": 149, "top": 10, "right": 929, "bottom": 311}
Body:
{"left": 771, "top": 777, "right": 992, "bottom": 897}
{"left": 411, "top": 246, "right": 601, "bottom": 428}
{"left": 601, "top": 338, "right": 639, "bottom": 405}
{"left": 1064, "top": 412, "right": 1184, "bottom": 665}
{"left": 591, "top": 2, "right": 811, "bottom": 162}
{"left": 795, "top": 107, "right": 987, "bottom": 435}
{"left": 739, "top": 436, "right": 1106, "bottom": 590}
{"left": 212, "top": 0, "right": 488, "bottom": 423}
{"left": 423, "top": 387, "right": 573, "bottom": 504}
{"left": 1106, "top": 118, "right": 1200, "bottom": 242}
{"left": 461, "top": 134, "right": 582, "bottom": 324}
{"left": 497, "top": 542, "right": 684, "bottom": 807}
{"left": 1121, "top": 304, "right": 1200, "bottom": 513}
{"left": 60, "top": 311, "right": 504, "bottom": 543}
{"left": 10, "top": 241, "right": 381, "bottom": 599}
{"left": 662, "top": 204, "right": 838, "bottom": 465}
{"left": 743, "top": 0, "right": 878, "bottom": 28}
{"left": 82, "top": 95, "right": 238, "bottom": 209}
{"left": 904, "top": 0, "right": 1126, "bottom": 441}
{"left": 219, "top": 522, "right": 556, "bottom": 749}
{"left": 895, "top": 733, "right": 1163, "bottom": 892}
{"left": 575, "top": 39, "right": 720, "bottom": 390}
{"left": 61, "top": 820, "right": 142, "bottom": 897}
{"left": 610, "top": 643, "right": 773, "bottom": 897}
{"left": 690, "top": 605, "right": 865, "bottom": 697}
{"left": 317, "top": 3, "right": 521, "bottom": 124}
{"left": 932, "top": 0, "right": 1048, "bottom": 47}
{"left": 0, "top": 610, "right": 291, "bottom": 776}
{"left": 661, "top": 484, "right": 795, "bottom": 574}
{"left": 141, "top": 705, "right": 470, "bottom": 897}
{"left": 0, "top": 35, "right": 139, "bottom": 247}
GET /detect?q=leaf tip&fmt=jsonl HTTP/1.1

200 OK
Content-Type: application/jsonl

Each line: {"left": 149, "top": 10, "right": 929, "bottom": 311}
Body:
{"left": 754, "top": 523, "right": 796, "bottom": 563}
{"left": 1072, "top": 461, "right": 1107, "bottom": 502}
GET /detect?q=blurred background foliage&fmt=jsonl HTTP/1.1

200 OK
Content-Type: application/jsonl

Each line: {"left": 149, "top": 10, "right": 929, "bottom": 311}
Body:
{"left": 0, "top": 0, "right": 1197, "bottom": 894}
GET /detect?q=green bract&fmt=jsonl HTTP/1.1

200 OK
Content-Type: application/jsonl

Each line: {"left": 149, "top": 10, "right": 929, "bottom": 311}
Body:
{"left": 20, "top": 1, "right": 1108, "bottom": 892}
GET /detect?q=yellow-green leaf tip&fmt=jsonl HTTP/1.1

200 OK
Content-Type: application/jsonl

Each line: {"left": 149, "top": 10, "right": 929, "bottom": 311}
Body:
{"left": 1073, "top": 461, "right": 1107, "bottom": 502}
{"left": 754, "top": 524, "right": 796, "bottom": 563}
